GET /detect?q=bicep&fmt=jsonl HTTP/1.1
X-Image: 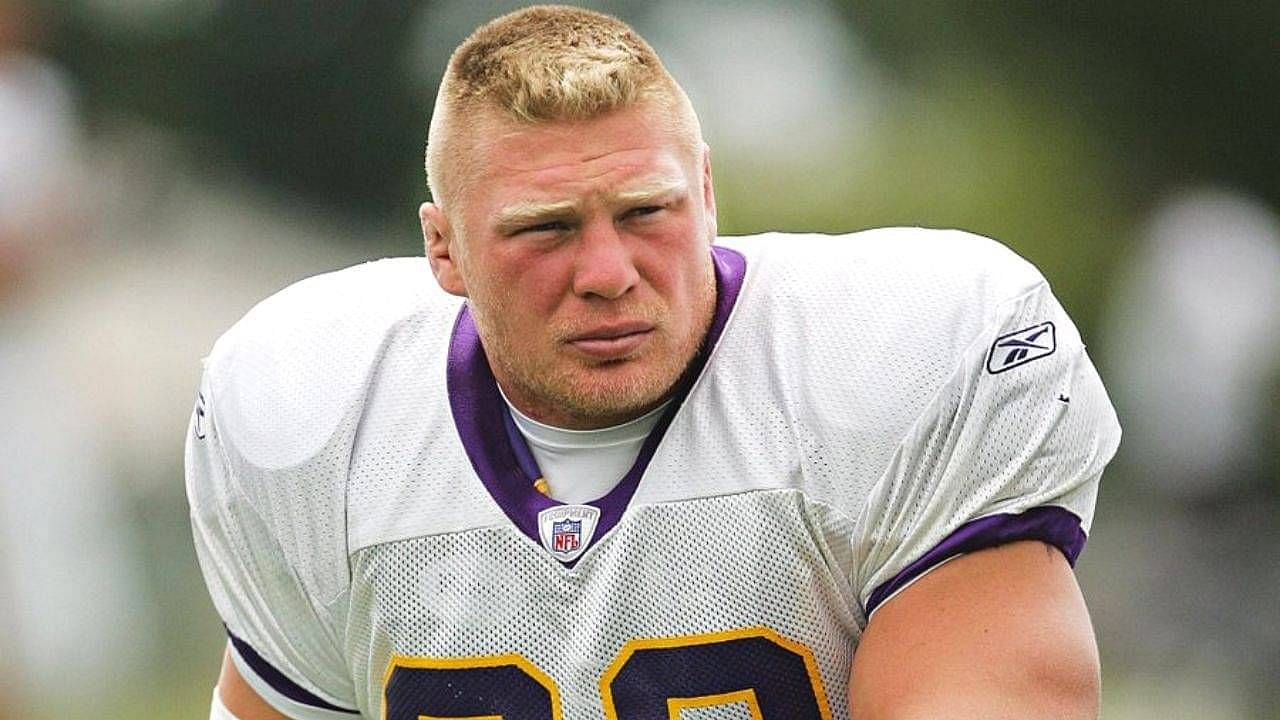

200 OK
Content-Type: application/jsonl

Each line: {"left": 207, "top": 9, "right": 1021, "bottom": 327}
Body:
{"left": 218, "top": 647, "right": 292, "bottom": 720}
{"left": 849, "top": 540, "right": 1100, "bottom": 720}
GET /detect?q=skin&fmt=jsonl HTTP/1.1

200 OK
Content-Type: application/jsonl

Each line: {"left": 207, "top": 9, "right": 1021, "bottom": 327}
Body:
{"left": 214, "top": 104, "right": 1100, "bottom": 720}
{"left": 421, "top": 102, "right": 719, "bottom": 429}
{"left": 850, "top": 540, "right": 1102, "bottom": 719}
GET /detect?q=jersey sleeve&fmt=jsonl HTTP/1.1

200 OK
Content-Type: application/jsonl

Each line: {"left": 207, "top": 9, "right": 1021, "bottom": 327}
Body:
{"left": 852, "top": 279, "right": 1121, "bottom": 616}
{"left": 186, "top": 369, "right": 359, "bottom": 719}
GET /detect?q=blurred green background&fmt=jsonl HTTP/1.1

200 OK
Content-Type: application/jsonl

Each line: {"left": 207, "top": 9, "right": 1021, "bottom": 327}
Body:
{"left": 1, "top": 1, "right": 1276, "bottom": 717}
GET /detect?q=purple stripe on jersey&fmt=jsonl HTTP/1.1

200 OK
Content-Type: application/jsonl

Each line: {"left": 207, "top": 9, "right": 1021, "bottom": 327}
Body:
{"left": 447, "top": 245, "right": 747, "bottom": 566}
{"left": 864, "top": 505, "right": 1087, "bottom": 615}
{"left": 226, "top": 628, "right": 359, "bottom": 714}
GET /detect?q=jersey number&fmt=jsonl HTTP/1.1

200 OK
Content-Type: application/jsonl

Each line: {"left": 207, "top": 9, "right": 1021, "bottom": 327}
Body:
{"left": 383, "top": 627, "right": 833, "bottom": 720}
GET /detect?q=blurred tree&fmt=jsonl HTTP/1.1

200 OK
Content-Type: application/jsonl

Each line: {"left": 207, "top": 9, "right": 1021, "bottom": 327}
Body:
{"left": 50, "top": 1, "right": 431, "bottom": 223}
{"left": 841, "top": 1, "right": 1280, "bottom": 208}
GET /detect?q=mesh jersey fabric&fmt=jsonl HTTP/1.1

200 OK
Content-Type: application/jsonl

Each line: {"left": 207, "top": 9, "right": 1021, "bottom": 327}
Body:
{"left": 186, "top": 228, "right": 1121, "bottom": 719}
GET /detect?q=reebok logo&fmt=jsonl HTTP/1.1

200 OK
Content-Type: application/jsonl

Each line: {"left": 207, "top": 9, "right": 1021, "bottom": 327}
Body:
{"left": 987, "top": 322, "right": 1056, "bottom": 374}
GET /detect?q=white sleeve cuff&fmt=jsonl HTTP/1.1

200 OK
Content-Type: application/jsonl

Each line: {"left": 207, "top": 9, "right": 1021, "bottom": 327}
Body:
{"left": 211, "top": 688, "right": 241, "bottom": 720}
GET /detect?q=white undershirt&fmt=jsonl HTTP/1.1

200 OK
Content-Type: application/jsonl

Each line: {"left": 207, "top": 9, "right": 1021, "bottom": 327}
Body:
{"left": 502, "top": 393, "right": 669, "bottom": 504}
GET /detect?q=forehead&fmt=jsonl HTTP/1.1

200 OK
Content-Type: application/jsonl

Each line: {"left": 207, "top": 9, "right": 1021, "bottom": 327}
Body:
{"left": 470, "top": 105, "right": 694, "bottom": 205}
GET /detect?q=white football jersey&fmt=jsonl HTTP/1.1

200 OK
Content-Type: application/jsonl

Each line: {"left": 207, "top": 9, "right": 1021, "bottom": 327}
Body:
{"left": 187, "top": 229, "right": 1120, "bottom": 719}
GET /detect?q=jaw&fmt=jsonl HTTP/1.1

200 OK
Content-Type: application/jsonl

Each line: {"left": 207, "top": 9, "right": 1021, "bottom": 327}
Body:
{"left": 495, "top": 347, "right": 682, "bottom": 430}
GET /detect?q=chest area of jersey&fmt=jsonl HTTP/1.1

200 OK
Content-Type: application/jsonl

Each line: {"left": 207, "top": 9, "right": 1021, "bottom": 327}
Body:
{"left": 348, "top": 490, "right": 859, "bottom": 719}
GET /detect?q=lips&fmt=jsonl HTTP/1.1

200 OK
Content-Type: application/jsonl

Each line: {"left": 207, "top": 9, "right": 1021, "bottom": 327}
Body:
{"left": 566, "top": 322, "right": 655, "bottom": 359}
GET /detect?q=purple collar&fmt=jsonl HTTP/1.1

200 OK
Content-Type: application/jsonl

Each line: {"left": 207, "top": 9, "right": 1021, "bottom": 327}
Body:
{"left": 446, "top": 245, "right": 746, "bottom": 565}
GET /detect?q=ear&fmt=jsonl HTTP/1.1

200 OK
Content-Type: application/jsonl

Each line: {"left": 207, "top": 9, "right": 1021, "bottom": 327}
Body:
{"left": 420, "top": 202, "right": 467, "bottom": 297}
{"left": 700, "top": 143, "right": 718, "bottom": 239}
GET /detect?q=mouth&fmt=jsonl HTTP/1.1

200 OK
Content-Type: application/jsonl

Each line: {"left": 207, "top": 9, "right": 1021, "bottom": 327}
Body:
{"left": 566, "top": 322, "right": 655, "bottom": 360}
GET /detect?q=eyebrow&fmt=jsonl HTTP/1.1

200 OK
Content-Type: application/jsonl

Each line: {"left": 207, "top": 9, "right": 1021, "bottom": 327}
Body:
{"left": 610, "top": 178, "right": 688, "bottom": 206}
{"left": 494, "top": 200, "right": 579, "bottom": 232}
{"left": 492, "top": 178, "right": 689, "bottom": 232}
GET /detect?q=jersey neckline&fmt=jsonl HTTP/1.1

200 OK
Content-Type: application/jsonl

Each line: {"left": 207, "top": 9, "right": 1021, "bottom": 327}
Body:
{"left": 445, "top": 245, "right": 747, "bottom": 566}
{"left": 505, "top": 390, "right": 671, "bottom": 450}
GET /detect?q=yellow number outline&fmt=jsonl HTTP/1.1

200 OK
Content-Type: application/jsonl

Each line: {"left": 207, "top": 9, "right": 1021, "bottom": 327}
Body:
{"left": 598, "top": 626, "right": 833, "bottom": 720}
{"left": 667, "top": 689, "right": 763, "bottom": 720}
{"left": 381, "top": 652, "right": 564, "bottom": 720}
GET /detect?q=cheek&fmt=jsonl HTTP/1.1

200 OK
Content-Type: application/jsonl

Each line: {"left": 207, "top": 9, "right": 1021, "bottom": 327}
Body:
{"left": 470, "top": 248, "right": 570, "bottom": 328}
{"left": 645, "top": 226, "right": 712, "bottom": 297}
{"left": 509, "top": 253, "right": 573, "bottom": 314}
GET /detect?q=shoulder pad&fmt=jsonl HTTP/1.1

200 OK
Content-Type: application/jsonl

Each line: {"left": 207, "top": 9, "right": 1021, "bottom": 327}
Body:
{"left": 204, "top": 258, "right": 460, "bottom": 470}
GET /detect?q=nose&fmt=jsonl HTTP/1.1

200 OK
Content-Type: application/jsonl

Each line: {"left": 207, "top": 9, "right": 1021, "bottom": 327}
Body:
{"left": 571, "top": 218, "right": 640, "bottom": 300}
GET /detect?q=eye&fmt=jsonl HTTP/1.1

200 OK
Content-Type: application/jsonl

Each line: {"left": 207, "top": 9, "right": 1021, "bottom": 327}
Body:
{"left": 621, "top": 205, "right": 664, "bottom": 221}
{"left": 517, "top": 220, "right": 570, "bottom": 235}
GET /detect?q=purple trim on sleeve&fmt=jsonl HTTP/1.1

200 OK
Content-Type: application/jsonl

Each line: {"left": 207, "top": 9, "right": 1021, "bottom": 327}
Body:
{"left": 225, "top": 628, "right": 358, "bottom": 714}
{"left": 446, "top": 246, "right": 746, "bottom": 566}
{"left": 864, "top": 505, "right": 1087, "bottom": 615}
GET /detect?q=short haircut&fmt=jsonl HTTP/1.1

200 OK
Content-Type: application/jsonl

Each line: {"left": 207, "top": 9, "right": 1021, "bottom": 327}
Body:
{"left": 425, "top": 5, "right": 702, "bottom": 216}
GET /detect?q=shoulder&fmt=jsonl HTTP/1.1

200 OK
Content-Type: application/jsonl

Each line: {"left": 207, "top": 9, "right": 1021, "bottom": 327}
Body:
{"left": 718, "top": 228, "right": 1050, "bottom": 367}
{"left": 703, "top": 230, "right": 1065, "bottom": 506}
{"left": 203, "top": 257, "right": 461, "bottom": 471}
{"left": 721, "top": 227, "right": 1045, "bottom": 309}
{"left": 190, "top": 258, "right": 461, "bottom": 604}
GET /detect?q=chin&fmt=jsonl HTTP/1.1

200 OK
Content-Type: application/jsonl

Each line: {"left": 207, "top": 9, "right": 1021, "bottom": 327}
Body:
{"left": 495, "top": 331, "right": 702, "bottom": 427}
{"left": 544, "top": 358, "right": 682, "bottom": 424}
{"left": 567, "top": 367, "right": 673, "bottom": 414}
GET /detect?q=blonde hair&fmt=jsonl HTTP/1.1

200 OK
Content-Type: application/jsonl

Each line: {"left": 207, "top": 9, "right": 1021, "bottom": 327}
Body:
{"left": 425, "top": 5, "right": 702, "bottom": 212}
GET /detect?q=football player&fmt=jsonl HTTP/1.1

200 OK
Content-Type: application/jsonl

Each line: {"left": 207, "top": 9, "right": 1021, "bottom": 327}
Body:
{"left": 189, "top": 6, "right": 1120, "bottom": 719}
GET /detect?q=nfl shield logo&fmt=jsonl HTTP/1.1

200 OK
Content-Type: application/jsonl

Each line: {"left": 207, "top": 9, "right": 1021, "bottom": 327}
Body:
{"left": 537, "top": 504, "right": 600, "bottom": 563}
{"left": 552, "top": 519, "right": 581, "bottom": 552}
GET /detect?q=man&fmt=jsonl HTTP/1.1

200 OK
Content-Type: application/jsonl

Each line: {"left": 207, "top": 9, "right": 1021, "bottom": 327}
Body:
{"left": 189, "top": 6, "right": 1120, "bottom": 719}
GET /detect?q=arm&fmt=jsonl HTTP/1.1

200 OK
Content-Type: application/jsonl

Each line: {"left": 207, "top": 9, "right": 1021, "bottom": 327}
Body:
{"left": 215, "top": 648, "right": 291, "bottom": 720}
{"left": 849, "top": 540, "right": 1100, "bottom": 720}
